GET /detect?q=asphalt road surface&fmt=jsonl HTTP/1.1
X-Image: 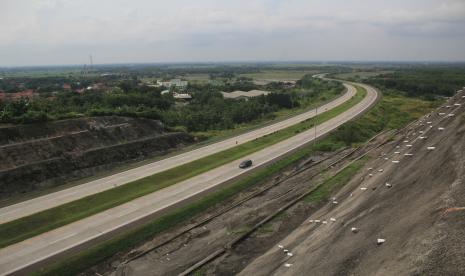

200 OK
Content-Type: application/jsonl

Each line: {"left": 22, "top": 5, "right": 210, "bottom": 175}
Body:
{"left": 0, "top": 83, "right": 356, "bottom": 224}
{"left": 0, "top": 82, "right": 378, "bottom": 275}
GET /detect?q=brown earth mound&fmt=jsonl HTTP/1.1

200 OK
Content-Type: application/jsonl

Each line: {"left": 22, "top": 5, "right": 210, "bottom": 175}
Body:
{"left": 0, "top": 116, "right": 193, "bottom": 200}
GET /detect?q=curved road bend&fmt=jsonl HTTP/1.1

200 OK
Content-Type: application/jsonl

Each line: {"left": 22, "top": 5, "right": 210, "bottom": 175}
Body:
{"left": 0, "top": 84, "right": 356, "bottom": 224}
{"left": 0, "top": 82, "right": 378, "bottom": 275}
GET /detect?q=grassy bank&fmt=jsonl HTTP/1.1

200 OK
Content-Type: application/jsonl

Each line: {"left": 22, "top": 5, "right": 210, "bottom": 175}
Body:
{"left": 303, "top": 157, "right": 368, "bottom": 203}
{"left": 316, "top": 91, "right": 440, "bottom": 150}
{"left": 0, "top": 86, "right": 366, "bottom": 249}
{"left": 257, "top": 157, "right": 368, "bottom": 235}
{"left": 34, "top": 86, "right": 438, "bottom": 276}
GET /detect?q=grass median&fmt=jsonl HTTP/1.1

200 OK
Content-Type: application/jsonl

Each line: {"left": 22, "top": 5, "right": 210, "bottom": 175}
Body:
{"left": 0, "top": 86, "right": 367, "bottom": 249}
{"left": 34, "top": 86, "right": 439, "bottom": 276}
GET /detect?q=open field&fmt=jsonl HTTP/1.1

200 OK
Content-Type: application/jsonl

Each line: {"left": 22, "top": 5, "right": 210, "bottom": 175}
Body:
{"left": 141, "top": 74, "right": 211, "bottom": 84}
{"left": 333, "top": 71, "right": 393, "bottom": 80}
{"left": 0, "top": 68, "right": 99, "bottom": 78}
{"left": 239, "top": 70, "right": 320, "bottom": 81}
{"left": 182, "top": 73, "right": 211, "bottom": 82}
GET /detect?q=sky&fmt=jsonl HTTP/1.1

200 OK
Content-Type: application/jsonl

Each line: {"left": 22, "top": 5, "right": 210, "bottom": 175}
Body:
{"left": 1, "top": 0, "right": 465, "bottom": 66}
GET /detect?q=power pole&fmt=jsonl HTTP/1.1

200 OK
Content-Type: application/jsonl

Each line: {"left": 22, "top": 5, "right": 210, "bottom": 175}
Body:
{"left": 89, "top": 54, "right": 93, "bottom": 69}
{"left": 314, "top": 106, "right": 317, "bottom": 147}
{"left": 82, "top": 64, "right": 88, "bottom": 77}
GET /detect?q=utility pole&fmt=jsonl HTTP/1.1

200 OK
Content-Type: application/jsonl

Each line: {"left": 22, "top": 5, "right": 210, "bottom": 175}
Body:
{"left": 89, "top": 54, "right": 93, "bottom": 69}
{"left": 314, "top": 106, "right": 317, "bottom": 147}
{"left": 82, "top": 64, "right": 88, "bottom": 77}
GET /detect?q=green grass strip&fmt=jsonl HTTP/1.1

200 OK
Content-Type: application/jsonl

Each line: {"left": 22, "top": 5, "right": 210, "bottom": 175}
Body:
{"left": 303, "top": 157, "right": 368, "bottom": 203}
{"left": 0, "top": 87, "right": 366, "bottom": 249}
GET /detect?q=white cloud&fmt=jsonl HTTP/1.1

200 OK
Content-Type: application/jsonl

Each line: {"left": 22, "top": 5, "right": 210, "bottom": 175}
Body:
{"left": 0, "top": 0, "right": 464, "bottom": 65}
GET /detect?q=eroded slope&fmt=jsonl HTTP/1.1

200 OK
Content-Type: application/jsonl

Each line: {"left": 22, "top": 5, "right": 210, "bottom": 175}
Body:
{"left": 0, "top": 116, "right": 193, "bottom": 199}
{"left": 240, "top": 92, "right": 465, "bottom": 276}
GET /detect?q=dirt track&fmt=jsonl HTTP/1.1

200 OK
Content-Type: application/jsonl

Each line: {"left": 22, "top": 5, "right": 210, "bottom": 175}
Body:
{"left": 238, "top": 92, "right": 465, "bottom": 276}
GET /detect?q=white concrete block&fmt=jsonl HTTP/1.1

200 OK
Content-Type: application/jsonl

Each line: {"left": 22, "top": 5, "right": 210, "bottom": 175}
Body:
{"left": 377, "top": 238, "right": 386, "bottom": 245}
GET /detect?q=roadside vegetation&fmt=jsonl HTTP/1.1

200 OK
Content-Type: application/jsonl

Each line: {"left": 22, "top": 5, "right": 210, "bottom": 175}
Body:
{"left": 33, "top": 82, "right": 438, "bottom": 276}
{"left": 318, "top": 91, "right": 439, "bottom": 151}
{"left": 0, "top": 74, "right": 342, "bottom": 133}
{"left": 368, "top": 68, "right": 465, "bottom": 99}
{"left": 0, "top": 85, "right": 365, "bottom": 249}
{"left": 334, "top": 66, "right": 465, "bottom": 100}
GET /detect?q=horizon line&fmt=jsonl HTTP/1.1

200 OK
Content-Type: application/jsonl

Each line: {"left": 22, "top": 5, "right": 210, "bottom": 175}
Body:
{"left": 2, "top": 60, "right": 465, "bottom": 69}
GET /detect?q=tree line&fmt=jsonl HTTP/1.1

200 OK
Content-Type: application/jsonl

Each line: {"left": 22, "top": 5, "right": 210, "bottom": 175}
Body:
{"left": 0, "top": 75, "right": 343, "bottom": 134}
{"left": 367, "top": 68, "right": 465, "bottom": 100}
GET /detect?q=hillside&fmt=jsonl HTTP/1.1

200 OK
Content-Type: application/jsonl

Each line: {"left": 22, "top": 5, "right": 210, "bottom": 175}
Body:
{"left": 0, "top": 117, "right": 193, "bottom": 200}
{"left": 239, "top": 91, "right": 465, "bottom": 275}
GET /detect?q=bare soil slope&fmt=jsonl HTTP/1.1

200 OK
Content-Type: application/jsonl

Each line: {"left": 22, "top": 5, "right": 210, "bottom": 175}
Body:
{"left": 240, "top": 93, "right": 465, "bottom": 276}
{"left": 0, "top": 116, "right": 193, "bottom": 200}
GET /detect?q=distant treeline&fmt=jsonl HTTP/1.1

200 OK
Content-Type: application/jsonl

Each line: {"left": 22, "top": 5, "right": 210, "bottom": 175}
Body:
{"left": 0, "top": 75, "right": 120, "bottom": 93}
{"left": 367, "top": 68, "right": 465, "bottom": 100}
{"left": 0, "top": 75, "right": 343, "bottom": 133}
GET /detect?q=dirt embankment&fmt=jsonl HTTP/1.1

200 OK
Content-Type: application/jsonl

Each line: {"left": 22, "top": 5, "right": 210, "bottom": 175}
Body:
{"left": 91, "top": 91, "right": 465, "bottom": 276}
{"left": 239, "top": 92, "right": 465, "bottom": 275}
{"left": 0, "top": 116, "right": 193, "bottom": 200}
{"left": 81, "top": 125, "right": 388, "bottom": 276}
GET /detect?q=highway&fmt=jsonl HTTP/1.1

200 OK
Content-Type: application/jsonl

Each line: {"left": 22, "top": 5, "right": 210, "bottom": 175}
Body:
{"left": 0, "top": 82, "right": 356, "bottom": 224}
{"left": 0, "top": 81, "right": 378, "bottom": 275}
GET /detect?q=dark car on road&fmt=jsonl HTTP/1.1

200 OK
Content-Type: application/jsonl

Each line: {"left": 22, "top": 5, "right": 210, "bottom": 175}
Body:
{"left": 239, "top": 159, "right": 253, "bottom": 168}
